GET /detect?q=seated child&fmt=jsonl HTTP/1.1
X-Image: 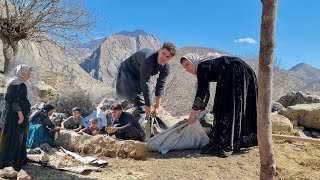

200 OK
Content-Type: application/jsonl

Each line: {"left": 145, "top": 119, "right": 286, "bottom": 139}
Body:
{"left": 61, "top": 107, "right": 83, "bottom": 132}
{"left": 78, "top": 118, "right": 99, "bottom": 136}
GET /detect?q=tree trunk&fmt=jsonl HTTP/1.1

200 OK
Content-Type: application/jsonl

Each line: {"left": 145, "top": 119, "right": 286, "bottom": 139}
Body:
{"left": 258, "top": 0, "right": 278, "bottom": 179}
{"left": 1, "top": 37, "right": 19, "bottom": 73}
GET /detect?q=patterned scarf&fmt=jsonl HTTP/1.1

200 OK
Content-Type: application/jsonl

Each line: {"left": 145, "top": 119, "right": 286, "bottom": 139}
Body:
{"left": 6, "top": 64, "right": 31, "bottom": 86}
{"left": 181, "top": 52, "right": 225, "bottom": 72}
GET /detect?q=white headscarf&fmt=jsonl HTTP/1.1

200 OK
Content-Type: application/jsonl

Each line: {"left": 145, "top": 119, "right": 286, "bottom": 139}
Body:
{"left": 181, "top": 52, "right": 225, "bottom": 72}
{"left": 6, "top": 64, "right": 31, "bottom": 86}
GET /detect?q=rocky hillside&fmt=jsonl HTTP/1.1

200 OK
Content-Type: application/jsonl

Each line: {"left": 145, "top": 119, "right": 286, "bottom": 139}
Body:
{"left": 286, "top": 63, "right": 320, "bottom": 94}
{"left": 0, "top": 40, "right": 114, "bottom": 114}
{"left": 68, "top": 37, "right": 106, "bottom": 64}
{"left": 288, "top": 63, "right": 320, "bottom": 82}
{"left": 80, "top": 30, "right": 161, "bottom": 86}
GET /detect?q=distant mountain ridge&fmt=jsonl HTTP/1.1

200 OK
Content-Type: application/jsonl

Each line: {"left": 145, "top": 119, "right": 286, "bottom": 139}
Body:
{"left": 288, "top": 63, "right": 320, "bottom": 82}
{"left": 115, "top": 30, "right": 149, "bottom": 37}
{"left": 77, "top": 38, "right": 106, "bottom": 51}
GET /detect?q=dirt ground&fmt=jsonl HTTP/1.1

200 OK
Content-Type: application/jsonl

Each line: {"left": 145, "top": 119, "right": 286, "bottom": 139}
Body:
{"left": 16, "top": 140, "right": 320, "bottom": 180}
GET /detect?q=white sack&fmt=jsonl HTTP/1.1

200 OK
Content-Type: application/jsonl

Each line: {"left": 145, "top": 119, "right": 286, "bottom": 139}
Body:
{"left": 147, "top": 120, "right": 209, "bottom": 152}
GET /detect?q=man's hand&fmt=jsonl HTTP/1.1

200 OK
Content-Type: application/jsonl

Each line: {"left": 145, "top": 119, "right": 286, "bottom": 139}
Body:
{"left": 153, "top": 106, "right": 160, "bottom": 117}
{"left": 110, "top": 127, "right": 117, "bottom": 134}
{"left": 145, "top": 106, "right": 154, "bottom": 118}
{"left": 18, "top": 111, "right": 24, "bottom": 125}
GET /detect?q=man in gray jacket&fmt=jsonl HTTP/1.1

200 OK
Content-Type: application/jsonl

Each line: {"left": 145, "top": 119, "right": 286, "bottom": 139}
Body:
{"left": 116, "top": 41, "right": 177, "bottom": 120}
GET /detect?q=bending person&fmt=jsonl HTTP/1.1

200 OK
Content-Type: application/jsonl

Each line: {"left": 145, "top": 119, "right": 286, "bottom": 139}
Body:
{"left": 116, "top": 41, "right": 177, "bottom": 121}
{"left": 180, "top": 53, "right": 258, "bottom": 157}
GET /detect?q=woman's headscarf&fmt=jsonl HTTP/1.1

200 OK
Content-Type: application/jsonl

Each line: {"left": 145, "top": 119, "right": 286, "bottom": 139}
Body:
{"left": 6, "top": 64, "right": 31, "bottom": 86}
{"left": 43, "top": 103, "right": 55, "bottom": 112}
{"left": 180, "top": 52, "right": 225, "bottom": 72}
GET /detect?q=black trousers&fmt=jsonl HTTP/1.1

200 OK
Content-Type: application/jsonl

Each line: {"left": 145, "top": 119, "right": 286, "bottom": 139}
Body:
{"left": 114, "top": 125, "right": 144, "bottom": 141}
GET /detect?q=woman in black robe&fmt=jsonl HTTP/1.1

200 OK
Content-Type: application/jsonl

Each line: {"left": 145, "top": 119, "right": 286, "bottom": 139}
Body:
{"left": 180, "top": 53, "right": 258, "bottom": 157}
{"left": 0, "top": 64, "right": 31, "bottom": 170}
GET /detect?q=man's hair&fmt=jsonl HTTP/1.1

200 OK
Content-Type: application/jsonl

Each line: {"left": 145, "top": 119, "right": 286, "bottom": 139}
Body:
{"left": 110, "top": 103, "right": 123, "bottom": 110}
{"left": 162, "top": 41, "right": 177, "bottom": 56}
{"left": 72, "top": 106, "right": 81, "bottom": 113}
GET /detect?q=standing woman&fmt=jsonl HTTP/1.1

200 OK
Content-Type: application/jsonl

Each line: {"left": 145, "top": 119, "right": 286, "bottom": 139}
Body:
{"left": 180, "top": 53, "right": 258, "bottom": 157}
{"left": 0, "top": 64, "right": 31, "bottom": 170}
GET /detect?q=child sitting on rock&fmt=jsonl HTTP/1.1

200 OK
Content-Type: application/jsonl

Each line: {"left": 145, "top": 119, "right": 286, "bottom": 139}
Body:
{"left": 78, "top": 118, "right": 99, "bottom": 135}
{"left": 61, "top": 107, "right": 83, "bottom": 132}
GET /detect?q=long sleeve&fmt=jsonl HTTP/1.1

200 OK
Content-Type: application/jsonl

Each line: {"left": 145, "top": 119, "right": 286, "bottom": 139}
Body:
{"left": 5, "top": 85, "right": 21, "bottom": 112}
{"left": 139, "top": 58, "right": 154, "bottom": 106}
{"left": 155, "top": 64, "right": 170, "bottom": 97}
{"left": 192, "top": 66, "right": 210, "bottom": 110}
{"left": 115, "top": 113, "right": 133, "bottom": 133}
{"left": 119, "top": 49, "right": 160, "bottom": 106}
{"left": 30, "top": 110, "right": 55, "bottom": 130}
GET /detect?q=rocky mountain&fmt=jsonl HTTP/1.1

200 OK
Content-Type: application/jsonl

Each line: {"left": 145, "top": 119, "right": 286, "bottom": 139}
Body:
{"left": 288, "top": 63, "right": 320, "bottom": 82}
{"left": 285, "top": 63, "right": 320, "bottom": 93}
{"left": 115, "top": 29, "right": 149, "bottom": 37}
{"left": 66, "top": 37, "right": 106, "bottom": 64}
{"left": 80, "top": 30, "right": 161, "bottom": 86}
{"left": 72, "top": 30, "right": 148, "bottom": 64}
{"left": 76, "top": 38, "right": 106, "bottom": 51}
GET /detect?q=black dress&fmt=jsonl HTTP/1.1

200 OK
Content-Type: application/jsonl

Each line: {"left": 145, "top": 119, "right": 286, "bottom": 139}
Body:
{"left": 192, "top": 56, "right": 258, "bottom": 155}
{"left": 0, "top": 83, "right": 31, "bottom": 170}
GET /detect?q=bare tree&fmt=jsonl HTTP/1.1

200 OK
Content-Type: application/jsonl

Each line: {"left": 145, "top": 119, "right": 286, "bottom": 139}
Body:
{"left": 0, "top": 0, "right": 97, "bottom": 72}
{"left": 258, "top": 0, "right": 278, "bottom": 179}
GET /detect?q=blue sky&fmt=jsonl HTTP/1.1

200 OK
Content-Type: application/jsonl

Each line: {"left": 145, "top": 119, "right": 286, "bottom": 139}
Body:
{"left": 83, "top": 0, "right": 320, "bottom": 70}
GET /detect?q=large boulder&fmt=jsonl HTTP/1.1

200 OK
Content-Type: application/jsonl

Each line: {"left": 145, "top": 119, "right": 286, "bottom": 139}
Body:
{"left": 0, "top": 167, "right": 18, "bottom": 178}
{"left": 53, "top": 92, "right": 95, "bottom": 117}
{"left": 272, "top": 102, "right": 284, "bottom": 112}
{"left": 279, "top": 103, "right": 320, "bottom": 130}
{"left": 17, "top": 169, "right": 31, "bottom": 180}
{"left": 31, "top": 81, "right": 58, "bottom": 103}
{"left": 277, "top": 91, "right": 320, "bottom": 108}
{"left": 271, "top": 113, "right": 295, "bottom": 135}
{"left": 54, "top": 130, "right": 148, "bottom": 159}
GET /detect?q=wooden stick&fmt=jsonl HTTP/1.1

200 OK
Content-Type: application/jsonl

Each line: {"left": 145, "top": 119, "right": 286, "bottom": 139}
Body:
{"left": 272, "top": 134, "right": 320, "bottom": 144}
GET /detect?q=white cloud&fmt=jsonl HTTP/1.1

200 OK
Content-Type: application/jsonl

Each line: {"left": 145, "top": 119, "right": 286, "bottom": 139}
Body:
{"left": 234, "top": 38, "right": 257, "bottom": 44}
{"left": 93, "top": 37, "right": 105, "bottom": 40}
